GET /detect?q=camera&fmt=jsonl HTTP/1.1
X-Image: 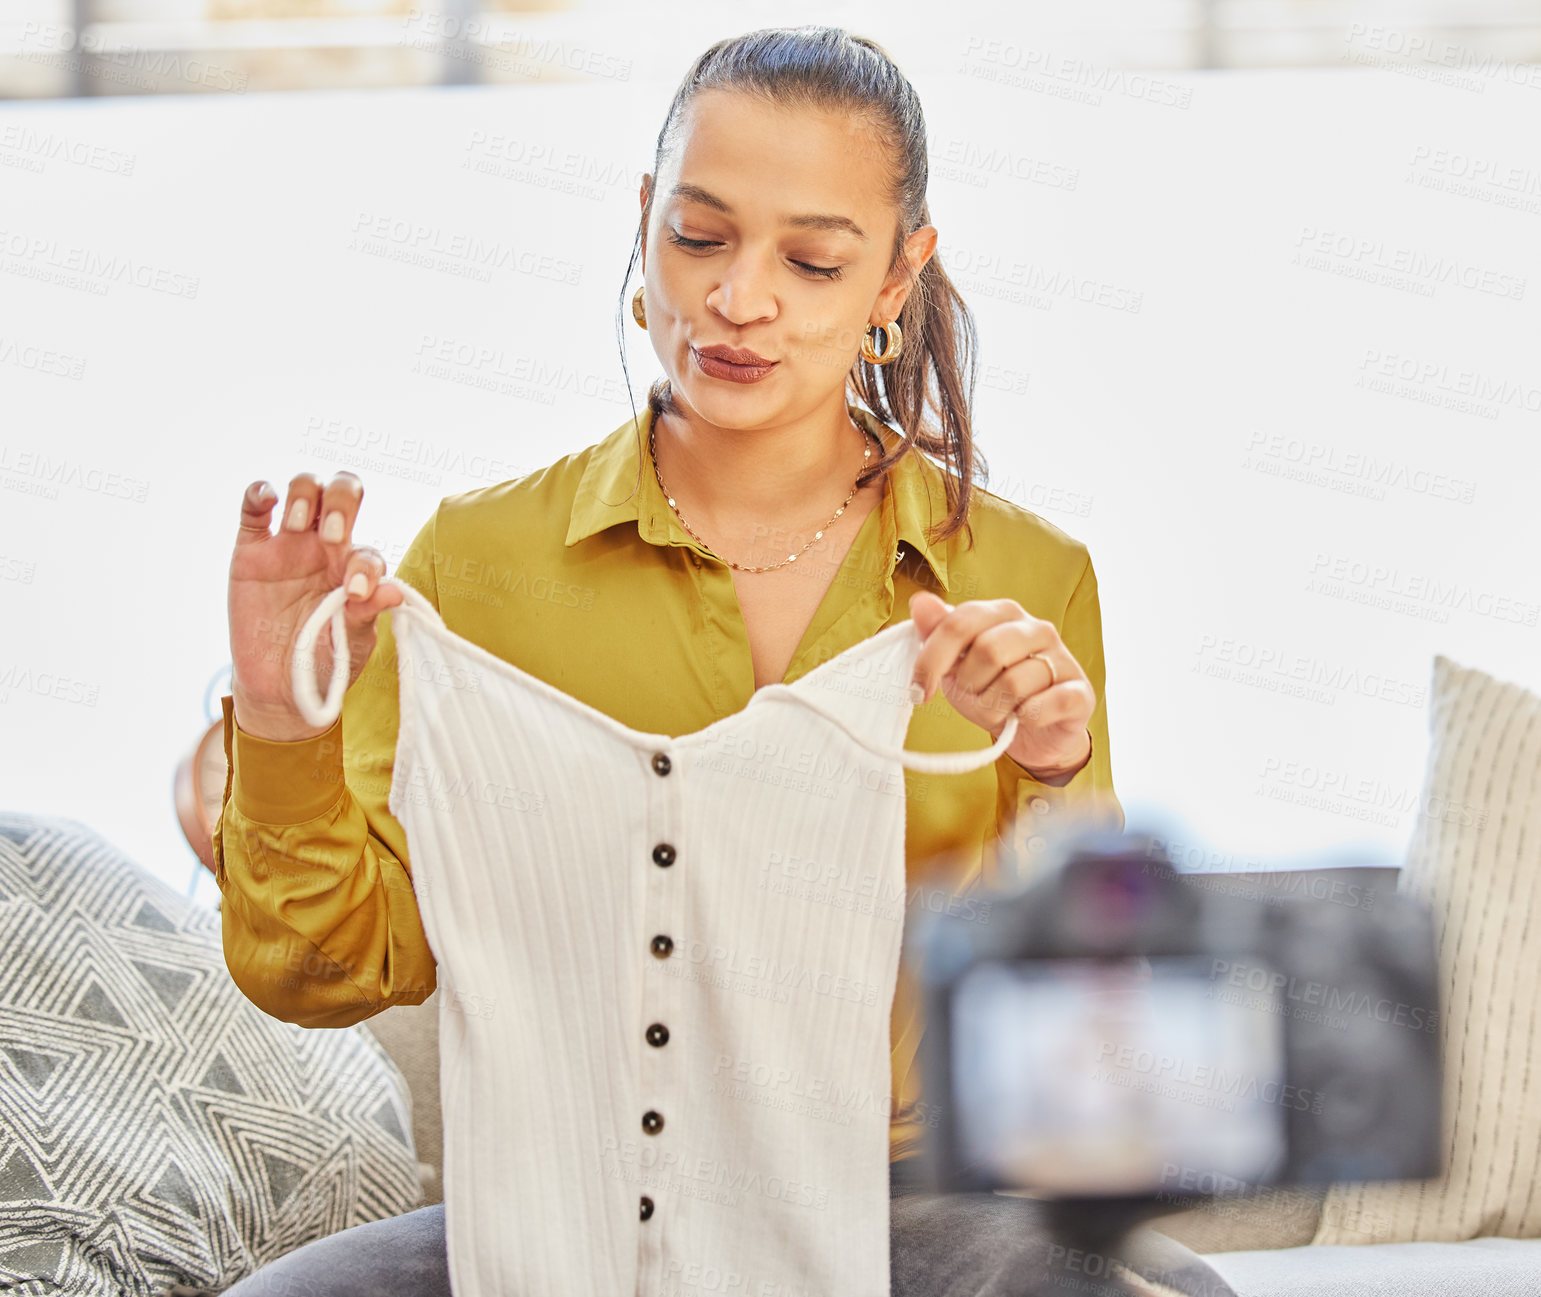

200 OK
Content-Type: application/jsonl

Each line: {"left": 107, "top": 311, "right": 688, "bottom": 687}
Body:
{"left": 907, "top": 821, "right": 1442, "bottom": 1204}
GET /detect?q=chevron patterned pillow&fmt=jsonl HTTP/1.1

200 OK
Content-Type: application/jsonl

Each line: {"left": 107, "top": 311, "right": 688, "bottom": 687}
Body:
{"left": 0, "top": 814, "right": 423, "bottom": 1296}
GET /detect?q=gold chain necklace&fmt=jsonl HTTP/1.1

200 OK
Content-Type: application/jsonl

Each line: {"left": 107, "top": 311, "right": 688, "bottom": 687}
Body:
{"left": 650, "top": 420, "right": 877, "bottom": 574}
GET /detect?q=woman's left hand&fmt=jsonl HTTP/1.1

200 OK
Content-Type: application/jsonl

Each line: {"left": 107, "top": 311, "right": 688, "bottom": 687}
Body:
{"left": 908, "top": 589, "right": 1094, "bottom": 782}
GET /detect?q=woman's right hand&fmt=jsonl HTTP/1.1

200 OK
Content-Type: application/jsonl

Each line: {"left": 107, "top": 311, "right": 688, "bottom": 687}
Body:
{"left": 228, "top": 471, "right": 405, "bottom": 742}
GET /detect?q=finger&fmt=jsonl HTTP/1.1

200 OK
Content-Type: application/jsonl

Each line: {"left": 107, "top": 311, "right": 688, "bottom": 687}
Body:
{"left": 318, "top": 471, "right": 364, "bottom": 548}
{"left": 1010, "top": 679, "right": 1096, "bottom": 730}
{"left": 236, "top": 479, "right": 280, "bottom": 541}
{"left": 343, "top": 548, "right": 385, "bottom": 605}
{"left": 342, "top": 548, "right": 404, "bottom": 616}
{"left": 976, "top": 655, "right": 1070, "bottom": 723}
{"left": 911, "top": 599, "right": 1007, "bottom": 702}
{"left": 280, "top": 471, "right": 324, "bottom": 534}
{"left": 951, "top": 616, "right": 1056, "bottom": 698}
{"left": 907, "top": 589, "right": 950, "bottom": 637}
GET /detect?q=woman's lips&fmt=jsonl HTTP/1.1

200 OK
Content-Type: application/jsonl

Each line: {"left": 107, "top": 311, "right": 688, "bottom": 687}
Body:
{"left": 692, "top": 345, "right": 778, "bottom": 384}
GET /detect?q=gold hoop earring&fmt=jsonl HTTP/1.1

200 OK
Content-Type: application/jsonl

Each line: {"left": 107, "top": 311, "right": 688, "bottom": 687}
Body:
{"left": 861, "top": 319, "right": 902, "bottom": 365}
{"left": 631, "top": 284, "right": 647, "bottom": 330}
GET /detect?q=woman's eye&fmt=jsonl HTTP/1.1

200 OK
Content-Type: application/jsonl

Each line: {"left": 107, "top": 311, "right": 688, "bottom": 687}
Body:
{"left": 667, "top": 231, "right": 719, "bottom": 251}
{"left": 665, "top": 229, "right": 843, "bottom": 281}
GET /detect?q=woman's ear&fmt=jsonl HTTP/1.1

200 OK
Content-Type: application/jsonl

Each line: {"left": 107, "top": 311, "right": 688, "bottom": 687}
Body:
{"left": 907, "top": 224, "right": 939, "bottom": 273}
{"left": 637, "top": 173, "right": 652, "bottom": 271}
{"left": 879, "top": 224, "right": 939, "bottom": 322}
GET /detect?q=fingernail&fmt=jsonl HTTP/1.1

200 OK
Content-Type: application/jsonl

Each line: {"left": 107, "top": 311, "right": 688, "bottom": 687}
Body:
{"left": 908, "top": 681, "right": 925, "bottom": 706}
{"left": 321, "top": 510, "right": 345, "bottom": 543}
{"left": 285, "top": 499, "right": 308, "bottom": 531}
{"left": 346, "top": 572, "right": 369, "bottom": 597}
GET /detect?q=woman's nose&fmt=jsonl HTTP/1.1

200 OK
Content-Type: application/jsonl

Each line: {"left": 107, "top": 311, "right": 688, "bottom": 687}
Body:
{"left": 706, "top": 255, "right": 777, "bottom": 325}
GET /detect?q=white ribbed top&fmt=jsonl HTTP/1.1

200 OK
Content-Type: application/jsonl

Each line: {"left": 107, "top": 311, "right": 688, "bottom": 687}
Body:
{"left": 292, "top": 577, "right": 1016, "bottom": 1297}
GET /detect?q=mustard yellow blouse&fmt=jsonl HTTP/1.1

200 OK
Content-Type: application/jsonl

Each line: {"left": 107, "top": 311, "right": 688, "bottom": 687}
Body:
{"left": 212, "top": 400, "right": 1124, "bottom": 1164}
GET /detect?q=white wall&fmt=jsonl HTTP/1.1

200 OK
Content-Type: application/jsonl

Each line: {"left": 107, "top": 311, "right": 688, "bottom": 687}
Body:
{"left": 1, "top": 53, "right": 1536, "bottom": 907}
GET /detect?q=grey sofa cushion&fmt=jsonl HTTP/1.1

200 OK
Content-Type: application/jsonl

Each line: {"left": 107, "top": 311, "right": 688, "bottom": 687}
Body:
{"left": 0, "top": 814, "right": 423, "bottom": 1296}
{"left": 1206, "top": 1237, "right": 1541, "bottom": 1297}
{"left": 1148, "top": 1185, "right": 1329, "bottom": 1256}
{"left": 355, "top": 992, "right": 442, "bottom": 1205}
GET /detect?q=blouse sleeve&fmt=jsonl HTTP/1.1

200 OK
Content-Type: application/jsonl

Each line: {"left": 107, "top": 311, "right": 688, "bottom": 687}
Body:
{"left": 991, "top": 550, "right": 1124, "bottom": 883}
{"left": 210, "top": 509, "right": 441, "bottom": 1027}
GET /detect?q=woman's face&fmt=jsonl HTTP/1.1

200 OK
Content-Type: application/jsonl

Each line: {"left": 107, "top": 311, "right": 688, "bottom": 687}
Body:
{"left": 638, "top": 88, "right": 936, "bottom": 426}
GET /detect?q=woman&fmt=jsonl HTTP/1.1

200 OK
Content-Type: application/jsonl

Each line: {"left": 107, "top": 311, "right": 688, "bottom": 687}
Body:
{"left": 217, "top": 25, "right": 1224, "bottom": 1297}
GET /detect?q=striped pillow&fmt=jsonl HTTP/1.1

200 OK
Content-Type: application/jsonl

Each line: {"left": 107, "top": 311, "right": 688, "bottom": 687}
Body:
{"left": 1313, "top": 654, "right": 1541, "bottom": 1243}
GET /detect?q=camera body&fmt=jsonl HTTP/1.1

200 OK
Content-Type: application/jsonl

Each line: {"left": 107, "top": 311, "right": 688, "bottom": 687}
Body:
{"left": 907, "top": 824, "right": 1442, "bottom": 1201}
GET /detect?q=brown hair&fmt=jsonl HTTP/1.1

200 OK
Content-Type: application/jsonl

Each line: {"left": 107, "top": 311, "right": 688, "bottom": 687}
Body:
{"left": 614, "top": 25, "right": 987, "bottom": 550}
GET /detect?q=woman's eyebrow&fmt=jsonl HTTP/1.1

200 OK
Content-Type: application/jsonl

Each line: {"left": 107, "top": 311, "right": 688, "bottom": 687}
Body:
{"left": 668, "top": 181, "right": 868, "bottom": 241}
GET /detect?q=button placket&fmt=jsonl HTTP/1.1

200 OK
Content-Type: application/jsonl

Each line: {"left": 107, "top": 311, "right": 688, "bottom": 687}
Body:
{"left": 638, "top": 743, "right": 681, "bottom": 1257}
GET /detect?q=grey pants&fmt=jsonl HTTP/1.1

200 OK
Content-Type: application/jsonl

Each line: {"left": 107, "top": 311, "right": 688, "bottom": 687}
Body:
{"left": 220, "top": 1161, "right": 1234, "bottom": 1297}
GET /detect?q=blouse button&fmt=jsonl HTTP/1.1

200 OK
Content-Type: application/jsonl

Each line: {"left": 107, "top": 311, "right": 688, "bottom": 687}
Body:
{"left": 652, "top": 842, "right": 676, "bottom": 868}
{"left": 640, "top": 1195, "right": 655, "bottom": 1221}
{"left": 646, "top": 1022, "right": 669, "bottom": 1047}
{"left": 1027, "top": 835, "right": 1048, "bottom": 852}
{"left": 1029, "top": 796, "right": 1050, "bottom": 815}
{"left": 651, "top": 934, "right": 674, "bottom": 958}
{"left": 642, "top": 1109, "right": 664, "bottom": 1135}
{"left": 651, "top": 752, "right": 672, "bottom": 776}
